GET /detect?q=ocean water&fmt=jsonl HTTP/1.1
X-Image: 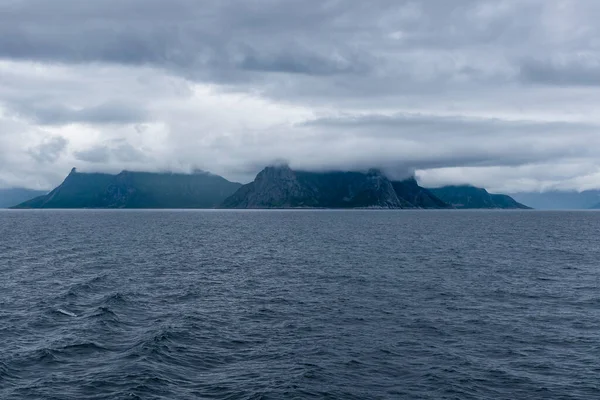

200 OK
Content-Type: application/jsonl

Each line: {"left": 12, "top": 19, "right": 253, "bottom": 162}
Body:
{"left": 1, "top": 210, "right": 600, "bottom": 400}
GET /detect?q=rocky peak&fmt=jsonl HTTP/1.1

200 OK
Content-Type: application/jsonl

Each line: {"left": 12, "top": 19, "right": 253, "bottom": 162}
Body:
{"left": 255, "top": 164, "right": 295, "bottom": 182}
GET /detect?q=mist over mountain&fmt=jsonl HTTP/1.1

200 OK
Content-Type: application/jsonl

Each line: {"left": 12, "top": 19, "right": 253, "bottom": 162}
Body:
{"left": 0, "top": 188, "right": 48, "bottom": 208}
{"left": 508, "top": 190, "right": 600, "bottom": 210}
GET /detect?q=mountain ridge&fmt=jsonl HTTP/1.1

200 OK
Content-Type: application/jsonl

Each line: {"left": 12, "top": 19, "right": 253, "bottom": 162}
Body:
{"left": 222, "top": 165, "right": 454, "bottom": 209}
{"left": 13, "top": 168, "right": 242, "bottom": 209}
{"left": 221, "top": 165, "right": 412, "bottom": 209}
{"left": 11, "top": 166, "right": 530, "bottom": 209}
{"left": 429, "top": 185, "right": 530, "bottom": 209}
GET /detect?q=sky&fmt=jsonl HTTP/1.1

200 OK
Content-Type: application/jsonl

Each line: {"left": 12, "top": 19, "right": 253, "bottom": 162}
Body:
{"left": 1, "top": 0, "right": 600, "bottom": 192}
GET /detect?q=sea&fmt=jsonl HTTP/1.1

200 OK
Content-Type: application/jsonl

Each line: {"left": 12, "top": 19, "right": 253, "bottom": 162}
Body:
{"left": 1, "top": 210, "right": 599, "bottom": 399}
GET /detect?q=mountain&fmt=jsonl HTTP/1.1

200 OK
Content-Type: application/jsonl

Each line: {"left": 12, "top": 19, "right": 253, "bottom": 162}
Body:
{"left": 429, "top": 185, "right": 531, "bottom": 209}
{"left": 0, "top": 188, "right": 48, "bottom": 208}
{"left": 391, "top": 177, "right": 450, "bottom": 209}
{"left": 13, "top": 168, "right": 242, "bottom": 209}
{"left": 508, "top": 190, "right": 600, "bottom": 210}
{"left": 221, "top": 165, "right": 449, "bottom": 209}
{"left": 10, "top": 166, "right": 529, "bottom": 210}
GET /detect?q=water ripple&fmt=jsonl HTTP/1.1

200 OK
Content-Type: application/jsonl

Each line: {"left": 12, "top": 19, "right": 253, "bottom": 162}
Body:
{"left": 2, "top": 210, "right": 600, "bottom": 399}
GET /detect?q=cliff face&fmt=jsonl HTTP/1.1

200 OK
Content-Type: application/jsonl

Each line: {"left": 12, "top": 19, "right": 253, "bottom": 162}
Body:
{"left": 429, "top": 185, "right": 531, "bottom": 209}
{"left": 221, "top": 166, "right": 447, "bottom": 209}
{"left": 221, "top": 166, "right": 317, "bottom": 208}
{"left": 391, "top": 178, "right": 450, "bottom": 209}
{"left": 295, "top": 169, "right": 405, "bottom": 208}
{"left": 13, "top": 169, "right": 242, "bottom": 209}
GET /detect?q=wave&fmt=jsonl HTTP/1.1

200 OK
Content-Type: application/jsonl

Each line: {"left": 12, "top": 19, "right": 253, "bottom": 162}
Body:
{"left": 87, "top": 306, "right": 121, "bottom": 326}
{"left": 100, "top": 292, "right": 131, "bottom": 307}
{"left": 59, "top": 274, "right": 110, "bottom": 300}
{"left": 56, "top": 308, "right": 77, "bottom": 317}
{"left": 59, "top": 342, "right": 109, "bottom": 356}
{"left": 29, "top": 348, "right": 61, "bottom": 364}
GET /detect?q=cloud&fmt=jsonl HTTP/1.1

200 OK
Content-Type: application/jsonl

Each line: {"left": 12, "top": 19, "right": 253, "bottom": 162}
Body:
{"left": 73, "top": 146, "right": 110, "bottom": 164}
{"left": 417, "top": 162, "right": 600, "bottom": 194}
{"left": 238, "top": 48, "right": 368, "bottom": 76}
{"left": 519, "top": 56, "right": 600, "bottom": 86}
{"left": 1, "top": 0, "right": 600, "bottom": 192}
{"left": 74, "top": 140, "right": 149, "bottom": 164}
{"left": 28, "top": 136, "right": 69, "bottom": 164}
{"left": 6, "top": 101, "right": 149, "bottom": 126}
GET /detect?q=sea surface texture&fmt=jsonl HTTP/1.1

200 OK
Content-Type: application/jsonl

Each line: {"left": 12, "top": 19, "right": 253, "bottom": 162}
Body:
{"left": 1, "top": 210, "right": 599, "bottom": 399}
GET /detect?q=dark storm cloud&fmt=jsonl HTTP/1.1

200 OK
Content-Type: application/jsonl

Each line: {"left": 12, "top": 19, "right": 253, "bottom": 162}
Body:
{"left": 1, "top": 0, "right": 593, "bottom": 97}
{"left": 0, "top": 0, "right": 597, "bottom": 93}
{"left": 0, "top": 0, "right": 356, "bottom": 70}
{"left": 0, "top": 1, "right": 517, "bottom": 81}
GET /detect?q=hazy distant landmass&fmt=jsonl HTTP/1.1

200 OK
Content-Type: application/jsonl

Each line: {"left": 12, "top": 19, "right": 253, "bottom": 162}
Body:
{"left": 430, "top": 186, "right": 531, "bottom": 210}
{"left": 13, "top": 168, "right": 242, "bottom": 209}
{"left": 11, "top": 166, "right": 531, "bottom": 210}
{"left": 0, "top": 188, "right": 48, "bottom": 208}
{"left": 508, "top": 190, "right": 600, "bottom": 210}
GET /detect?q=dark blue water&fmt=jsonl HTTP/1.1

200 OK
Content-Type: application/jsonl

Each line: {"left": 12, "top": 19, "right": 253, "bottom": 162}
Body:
{"left": 1, "top": 210, "right": 600, "bottom": 399}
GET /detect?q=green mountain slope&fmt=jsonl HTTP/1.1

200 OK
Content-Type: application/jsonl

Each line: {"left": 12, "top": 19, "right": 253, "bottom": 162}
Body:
{"left": 429, "top": 185, "right": 531, "bottom": 209}
{"left": 391, "top": 178, "right": 450, "bottom": 209}
{"left": 13, "top": 168, "right": 242, "bottom": 209}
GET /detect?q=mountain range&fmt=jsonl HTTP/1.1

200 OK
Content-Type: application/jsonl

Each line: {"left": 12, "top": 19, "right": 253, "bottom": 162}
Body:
{"left": 9, "top": 166, "right": 529, "bottom": 210}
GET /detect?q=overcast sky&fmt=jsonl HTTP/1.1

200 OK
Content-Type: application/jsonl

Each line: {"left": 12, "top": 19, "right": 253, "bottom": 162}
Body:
{"left": 1, "top": 0, "right": 600, "bottom": 192}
